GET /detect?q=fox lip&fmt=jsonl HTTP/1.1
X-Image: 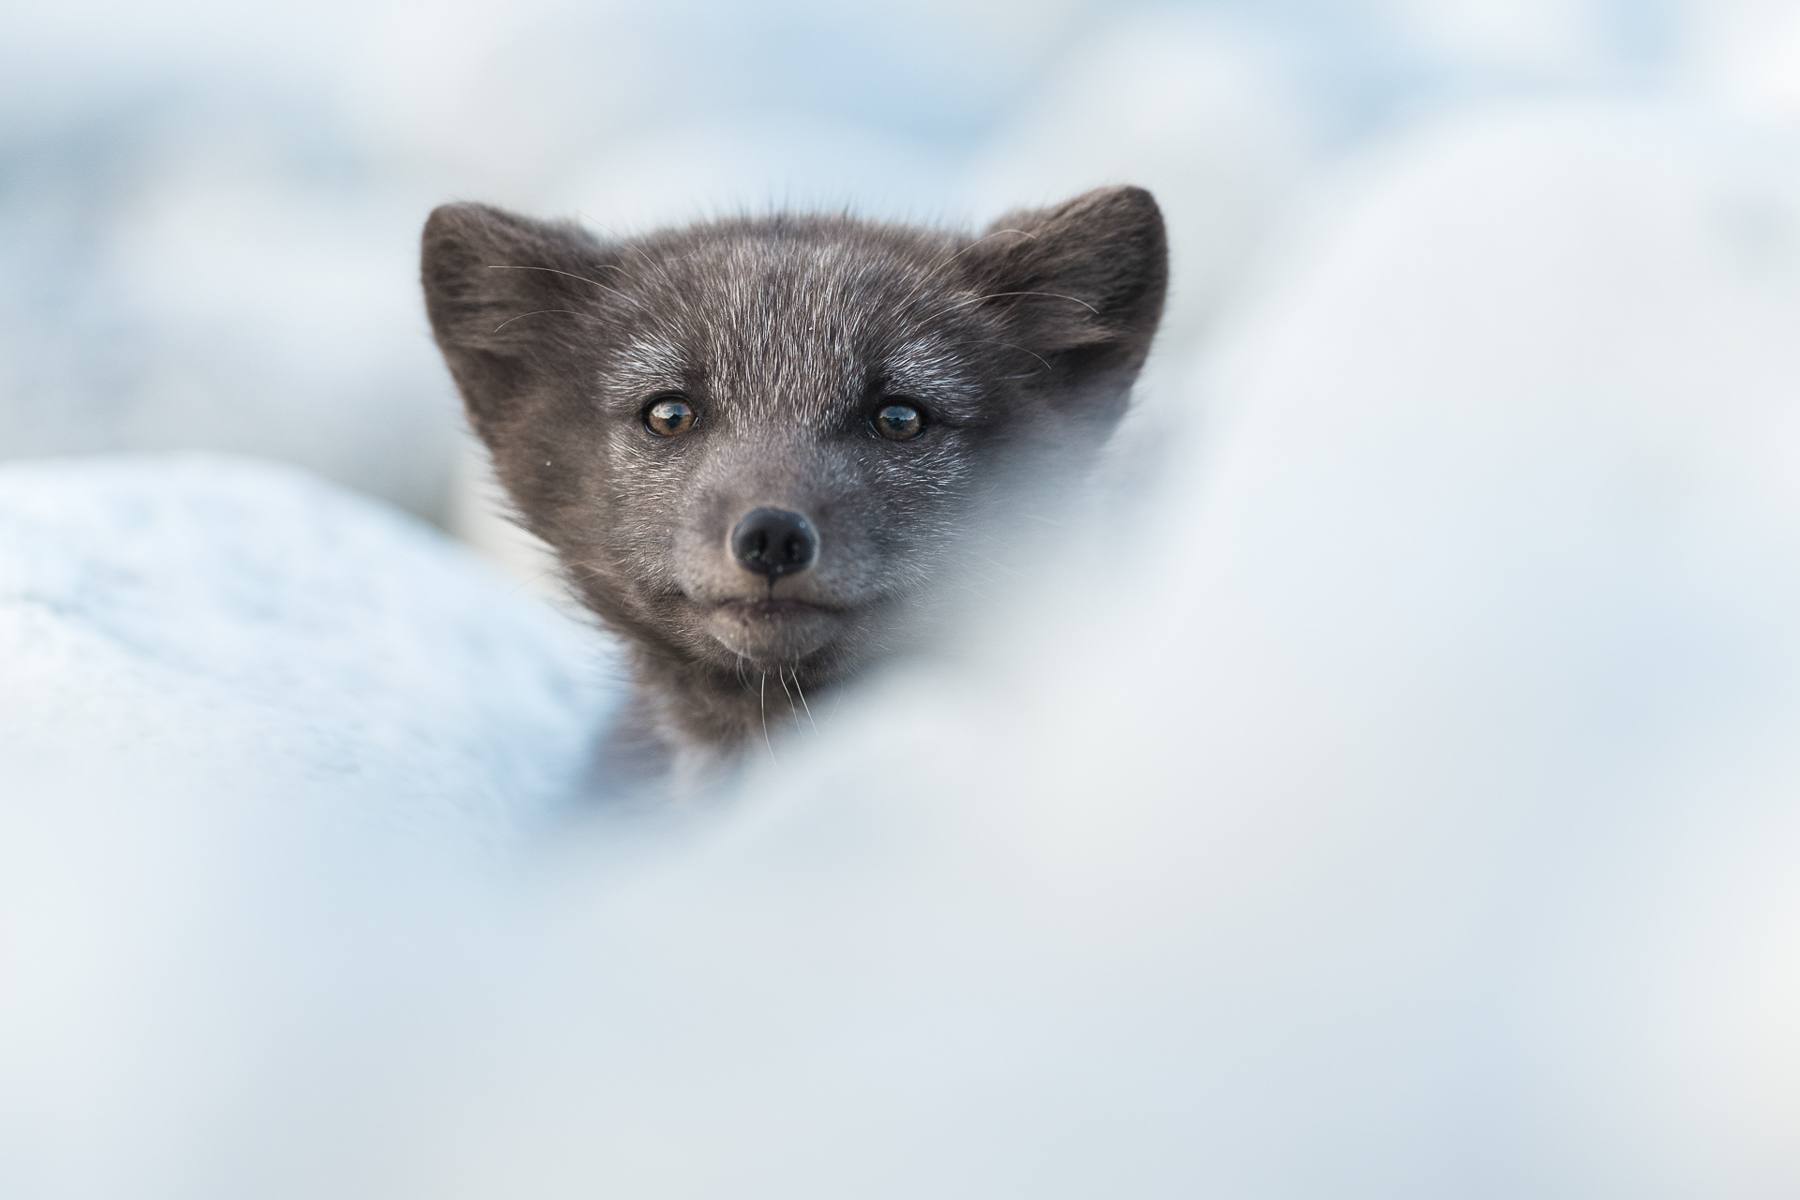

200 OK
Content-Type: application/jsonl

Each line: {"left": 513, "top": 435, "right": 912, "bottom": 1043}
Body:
{"left": 696, "top": 592, "right": 852, "bottom": 666}
{"left": 712, "top": 596, "right": 843, "bottom": 618}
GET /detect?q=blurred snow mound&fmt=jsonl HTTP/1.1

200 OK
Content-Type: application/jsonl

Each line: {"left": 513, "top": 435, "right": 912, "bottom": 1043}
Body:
{"left": 0, "top": 453, "right": 617, "bottom": 841}
{"left": 427, "top": 105, "right": 1800, "bottom": 1198}
{"left": 965, "top": 10, "right": 1313, "bottom": 363}
{"left": 4, "top": 105, "right": 1800, "bottom": 1198}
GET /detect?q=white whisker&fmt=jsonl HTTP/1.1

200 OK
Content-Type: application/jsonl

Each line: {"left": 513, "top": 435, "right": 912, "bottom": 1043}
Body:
{"left": 790, "top": 669, "right": 820, "bottom": 734}
{"left": 492, "top": 308, "right": 588, "bottom": 334}
{"left": 760, "top": 672, "right": 775, "bottom": 762}
{"left": 940, "top": 289, "right": 1098, "bottom": 316}
{"left": 893, "top": 227, "right": 1040, "bottom": 315}
{"left": 778, "top": 667, "right": 799, "bottom": 726}
{"left": 486, "top": 263, "right": 646, "bottom": 311}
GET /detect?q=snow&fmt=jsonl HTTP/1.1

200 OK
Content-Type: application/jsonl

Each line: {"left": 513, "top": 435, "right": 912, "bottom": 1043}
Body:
{"left": 3, "top": 100, "right": 1798, "bottom": 1196}
{"left": 9, "top": 0, "right": 1795, "bottom": 529}
{"left": 0, "top": 454, "right": 617, "bottom": 844}
{"left": 6, "top": 0, "right": 1800, "bottom": 1193}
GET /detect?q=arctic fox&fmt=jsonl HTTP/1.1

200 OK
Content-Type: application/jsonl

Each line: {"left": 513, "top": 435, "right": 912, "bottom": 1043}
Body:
{"left": 421, "top": 187, "right": 1166, "bottom": 782}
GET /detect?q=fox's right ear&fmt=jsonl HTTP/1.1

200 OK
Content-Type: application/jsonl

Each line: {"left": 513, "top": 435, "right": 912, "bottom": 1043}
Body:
{"left": 420, "top": 202, "right": 613, "bottom": 433}
{"left": 957, "top": 186, "right": 1167, "bottom": 430}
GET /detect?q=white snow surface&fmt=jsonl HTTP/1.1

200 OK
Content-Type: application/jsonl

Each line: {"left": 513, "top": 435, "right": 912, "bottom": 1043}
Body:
{"left": 0, "top": 454, "right": 616, "bottom": 844}
{"left": 3, "top": 107, "right": 1799, "bottom": 1197}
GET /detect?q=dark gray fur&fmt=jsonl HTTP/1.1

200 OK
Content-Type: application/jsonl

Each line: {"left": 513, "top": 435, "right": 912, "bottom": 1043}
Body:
{"left": 421, "top": 186, "right": 1167, "bottom": 785}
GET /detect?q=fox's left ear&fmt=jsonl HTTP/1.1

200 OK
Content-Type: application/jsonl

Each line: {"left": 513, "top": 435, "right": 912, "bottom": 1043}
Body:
{"left": 959, "top": 185, "right": 1167, "bottom": 423}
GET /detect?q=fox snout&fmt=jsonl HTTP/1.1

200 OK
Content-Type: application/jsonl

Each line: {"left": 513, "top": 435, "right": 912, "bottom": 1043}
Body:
{"left": 730, "top": 507, "right": 818, "bottom": 580}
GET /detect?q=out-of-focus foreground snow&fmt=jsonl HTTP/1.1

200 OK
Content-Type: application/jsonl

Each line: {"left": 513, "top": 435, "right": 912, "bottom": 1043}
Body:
{"left": 4, "top": 97, "right": 1799, "bottom": 1195}
{"left": 5, "top": 1, "right": 1800, "bottom": 1196}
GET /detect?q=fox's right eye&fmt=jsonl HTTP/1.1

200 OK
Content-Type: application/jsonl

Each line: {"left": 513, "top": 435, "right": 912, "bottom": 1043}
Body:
{"left": 872, "top": 400, "right": 926, "bottom": 442}
{"left": 643, "top": 395, "right": 697, "bottom": 437}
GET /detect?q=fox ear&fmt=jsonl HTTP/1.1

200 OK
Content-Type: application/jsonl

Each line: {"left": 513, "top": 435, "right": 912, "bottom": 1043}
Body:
{"left": 420, "top": 202, "right": 613, "bottom": 432}
{"left": 959, "top": 185, "right": 1167, "bottom": 421}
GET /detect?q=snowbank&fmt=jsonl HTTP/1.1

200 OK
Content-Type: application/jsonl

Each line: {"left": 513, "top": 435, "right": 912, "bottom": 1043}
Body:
{"left": 3, "top": 105, "right": 1797, "bottom": 1196}
{"left": 0, "top": 454, "right": 616, "bottom": 837}
{"left": 409, "top": 106, "right": 1800, "bottom": 1198}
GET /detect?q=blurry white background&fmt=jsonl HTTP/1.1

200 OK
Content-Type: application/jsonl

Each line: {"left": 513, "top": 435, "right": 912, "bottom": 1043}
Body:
{"left": 3, "top": 2, "right": 1799, "bottom": 1197}
{"left": 7, "top": 0, "right": 1797, "bottom": 535}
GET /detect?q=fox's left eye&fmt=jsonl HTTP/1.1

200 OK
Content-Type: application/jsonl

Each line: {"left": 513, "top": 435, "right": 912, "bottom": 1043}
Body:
{"left": 873, "top": 400, "right": 926, "bottom": 441}
{"left": 643, "top": 394, "right": 697, "bottom": 437}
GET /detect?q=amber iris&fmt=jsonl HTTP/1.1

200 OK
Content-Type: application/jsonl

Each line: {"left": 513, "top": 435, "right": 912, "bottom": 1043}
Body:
{"left": 874, "top": 402, "right": 925, "bottom": 441}
{"left": 644, "top": 396, "right": 697, "bottom": 437}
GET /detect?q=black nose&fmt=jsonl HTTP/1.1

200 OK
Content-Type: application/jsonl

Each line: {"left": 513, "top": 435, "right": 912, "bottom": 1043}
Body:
{"left": 731, "top": 507, "right": 818, "bottom": 579}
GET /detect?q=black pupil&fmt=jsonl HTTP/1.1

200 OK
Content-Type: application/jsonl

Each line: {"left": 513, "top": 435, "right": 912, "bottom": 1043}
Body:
{"left": 879, "top": 405, "right": 921, "bottom": 438}
{"left": 650, "top": 401, "right": 690, "bottom": 433}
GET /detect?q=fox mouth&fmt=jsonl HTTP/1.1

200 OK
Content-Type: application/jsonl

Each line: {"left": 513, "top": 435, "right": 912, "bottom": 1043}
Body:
{"left": 713, "top": 597, "right": 842, "bottom": 618}
{"left": 698, "top": 593, "right": 851, "bottom": 665}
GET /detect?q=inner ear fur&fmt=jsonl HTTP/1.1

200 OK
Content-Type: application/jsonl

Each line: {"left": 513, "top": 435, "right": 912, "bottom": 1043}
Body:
{"left": 958, "top": 185, "right": 1168, "bottom": 408}
{"left": 420, "top": 202, "right": 613, "bottom": 431}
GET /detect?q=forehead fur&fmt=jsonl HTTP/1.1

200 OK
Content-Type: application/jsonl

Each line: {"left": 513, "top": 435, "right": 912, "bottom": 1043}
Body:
{"left": 606, "top": 216, "right": 997, "bottom": 423}
{"left": 424, "top": 185, "right": 1166, "bottom": 446}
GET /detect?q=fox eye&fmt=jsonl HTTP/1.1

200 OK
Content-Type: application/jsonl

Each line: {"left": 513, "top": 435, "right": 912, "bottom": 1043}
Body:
{"left": 643, "top": 394, "right": 697, "bottom": 437}
{"left": 873, "top": 400, "right": 926, "bottom": 442}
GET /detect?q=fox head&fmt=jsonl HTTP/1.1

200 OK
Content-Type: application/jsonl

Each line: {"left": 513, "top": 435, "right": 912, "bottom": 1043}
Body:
{"left": 422, "top": 187, "right": 1166, "bottom": 751}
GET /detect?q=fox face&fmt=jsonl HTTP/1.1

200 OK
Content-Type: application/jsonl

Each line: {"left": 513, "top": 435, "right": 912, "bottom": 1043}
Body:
{"left": 422, "top": 187, "right": 1165, "bottom": 755}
